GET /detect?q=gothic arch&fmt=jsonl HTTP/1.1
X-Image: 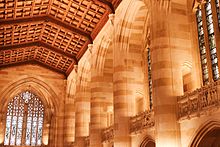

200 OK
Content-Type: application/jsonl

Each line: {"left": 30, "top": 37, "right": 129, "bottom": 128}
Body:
{"left": 139, "top": 136, "right": 155, "bottom": 147}
{"left": 189, "top": 120, "right": 220, "bottom": 147}
{"left": 0, "top": 76, "right": 60, "bottom": 146}
{"left": 0, "top": 76, "right": 59, "bottom": 117}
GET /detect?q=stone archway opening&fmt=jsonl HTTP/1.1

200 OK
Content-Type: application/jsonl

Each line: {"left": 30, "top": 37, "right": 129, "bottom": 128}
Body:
{"left": 197, "top": 128, "right": 220, "bottom": 147}
{"left": 140, "top": 137, "right": 155, "bottom": 147}
{"left": 190, "top": 121, "right": 220, "bottom": 147}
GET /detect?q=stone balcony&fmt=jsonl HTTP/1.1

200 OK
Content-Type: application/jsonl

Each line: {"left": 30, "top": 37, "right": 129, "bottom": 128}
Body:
{"left": 101, "top": 110, "right": 155, "bottom": 143}
{"left": 129, "top": 110, "right": 155, "bottom": 134}
{"left": 84, "top": 136, "right": 90, "bottom": 147}
{"left": 101, "top": 125, "right": 114, "bottom": 143}
{"left": 178, "top": 81, "right": 220, "bottom": 121}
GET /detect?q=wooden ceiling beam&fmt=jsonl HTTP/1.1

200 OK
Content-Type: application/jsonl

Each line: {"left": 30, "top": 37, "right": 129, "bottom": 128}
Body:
{"left": 0, "top": 15, "right": 93, "bottom": 43}
{"left": 96, "top": 0, "right": 115, "bottom": 13}
{"left": 38, "top": 41, "right": 78, "bottom": 64}
{"left": 0, "top": 41, "right": 78, "bottom": 64}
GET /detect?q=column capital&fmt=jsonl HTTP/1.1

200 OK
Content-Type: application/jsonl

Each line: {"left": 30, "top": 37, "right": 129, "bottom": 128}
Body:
{"left": 74, "top": 65, "right": 78, "bottom": 73}
{"left": 109, "top": 13, "right": 115, "bottom": 25}
{"left": 88, "top": 44, "right": 93, "bottom": 54}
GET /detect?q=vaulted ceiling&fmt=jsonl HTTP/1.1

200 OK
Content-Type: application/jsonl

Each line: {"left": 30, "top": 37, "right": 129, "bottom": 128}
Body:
{"left": 0, "top": 0, "right": 121, "bottom": 76}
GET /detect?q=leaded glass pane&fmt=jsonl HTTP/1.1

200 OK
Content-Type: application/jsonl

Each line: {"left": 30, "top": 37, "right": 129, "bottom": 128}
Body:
{"left": 216, "top": 0, "right": 220, "bottom": 27}
{"left": 205, "top": 0, "right": 220, "bottom": 81}
{"left": 147, "top": 48, "right": 153, "bottom": 110}
{"left": 196, "top": 8, "right": 209, "bottom": 84}
{"left": 4, "top": 91, "right": 44, "bottom": 146}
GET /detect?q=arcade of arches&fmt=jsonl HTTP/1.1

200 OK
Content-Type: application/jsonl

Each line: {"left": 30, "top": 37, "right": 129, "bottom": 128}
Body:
{"left": 1, "top": 0, "right": 220, "bottom": 147}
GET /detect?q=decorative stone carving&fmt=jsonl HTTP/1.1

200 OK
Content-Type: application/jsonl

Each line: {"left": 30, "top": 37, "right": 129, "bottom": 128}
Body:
{"left": 178, "top": 81, "right": 220, "bottom": 121}
{"left": 84, "top": 136, "right": 90, "bottom": 147}
{"left": 101, "top": 125, "right": 114, "bottom": 143}
{"left": 130, "top": 110, "right": 155, "bottom": 134}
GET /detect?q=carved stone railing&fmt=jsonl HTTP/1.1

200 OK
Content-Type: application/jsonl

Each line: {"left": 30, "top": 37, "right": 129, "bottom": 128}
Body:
{"left": 178, "top": 81, "right": 220, "bottom": 121}
{"left": 84, "top": 136, "right": 90, "bottom": 147}
{"left": 130, "top": 110, "right": 155, "bottom": 134}
{"left": 101, "top": 125, "right": 114, "bottom": 143}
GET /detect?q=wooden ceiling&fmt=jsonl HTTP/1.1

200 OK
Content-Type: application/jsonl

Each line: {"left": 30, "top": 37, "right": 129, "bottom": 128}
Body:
{"left": 0, "top": 0, "right": 121, "bottom": 76}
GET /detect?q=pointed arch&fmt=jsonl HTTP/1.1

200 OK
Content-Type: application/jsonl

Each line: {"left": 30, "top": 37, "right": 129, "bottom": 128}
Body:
{"left": 0, "top": 76, "right": 59, "bottom": 117}
{"left": 0, "top": 76, "right": 60, "bottom": 146}
{"left": 189, "top": 120, "right": 220, "bottom": 147}
{"left": 139, "top": 135, "right": 155, "bottom": 147}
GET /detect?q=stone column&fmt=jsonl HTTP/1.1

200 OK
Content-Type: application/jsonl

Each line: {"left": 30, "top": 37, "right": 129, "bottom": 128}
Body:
{"left": 150, "top": 1, "right": 183, "bottom": 147}
{"left": 64, "top": 100, "right": 75, "bottom": 146}
{"left": 75, "top": 45, "right": 91, "bottom": 147}
{"left": 111, "top": 11, "right": 134, "bottom": 146}
{"left": 43, "top": 123, "right": 50, "bottom": 146}
{"left": 64, "top": 67, "right": 77, "bottom": 147}
{"left": 89, "top": 14, "right": 115, "bottom": 147}
{"left": 55, "top": 115, "right": 65, "bottom": 147}
{"left": 88, "top": 44, "right": 103, "bottom": 147}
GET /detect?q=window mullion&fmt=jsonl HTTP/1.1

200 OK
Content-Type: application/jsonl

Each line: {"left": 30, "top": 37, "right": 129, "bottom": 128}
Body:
{"left": 35, "top": 104, "right": 40, "bottom": 145}
{"left": 30, "top": 99, "right": 34, "bottom": 146}
{"left": 22, "top": 105, "right": 28, "bottom": 146}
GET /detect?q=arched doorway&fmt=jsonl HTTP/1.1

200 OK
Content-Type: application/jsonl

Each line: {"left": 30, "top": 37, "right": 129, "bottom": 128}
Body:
{"left": 190, "top": 121, "right": 220, "bottom": 147}
{"left": 198, "top": 128, "right": 220, "bottom": 147}
{"left": 140, "top": 137, "right": 155, "bottom": 147}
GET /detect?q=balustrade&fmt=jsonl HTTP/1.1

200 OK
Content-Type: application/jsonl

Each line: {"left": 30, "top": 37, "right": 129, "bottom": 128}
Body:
{"left": 178, "top": 81, "right": 220, "bottom": 121}
{"left": 101, "top": 125, "right": 114, "bottom": 143}
{"left": 130, "top": 110, "right": 155, "bottom": 134}
{"left": 84, "top": 136, "right": 89, "bottom": 147}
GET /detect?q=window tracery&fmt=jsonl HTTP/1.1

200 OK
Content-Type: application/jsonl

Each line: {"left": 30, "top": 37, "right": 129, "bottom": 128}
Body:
{"left": 4, "top": 91, "right": 44, "bottom": 146}
{"left": 195, "top": 0, "right": 220, "bottom": 84}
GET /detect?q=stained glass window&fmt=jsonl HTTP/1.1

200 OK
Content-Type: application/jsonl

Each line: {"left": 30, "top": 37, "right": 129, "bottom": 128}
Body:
{"left": 147, "top": 48, "right": 153, "bottom": 110}
{"left": 215, "top": 0, "right": 220, "bottom": 27}
{"left": 4, "top": 91, "right": 44, "bottom": 146}
{"left": 196, "top": 8, "right": 209, "bottom": 84}
{"left": 205, "top": 0, "right": 220, "bottom": 81}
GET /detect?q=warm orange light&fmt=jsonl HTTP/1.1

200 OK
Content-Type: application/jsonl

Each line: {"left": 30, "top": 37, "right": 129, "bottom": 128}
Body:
{"left": 0, "top": 133, "right": 4, "bottom": 144}
{"left": 43, "top": 123, "right": 50, "bottom": 145}
{"left": 0, "top": 122, "right": 4, "bottom": 144}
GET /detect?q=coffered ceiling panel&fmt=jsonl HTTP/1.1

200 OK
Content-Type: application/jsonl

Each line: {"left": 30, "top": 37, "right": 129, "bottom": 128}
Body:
{"left": 0, "top": 0, "right": 122, "bottom": 77}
